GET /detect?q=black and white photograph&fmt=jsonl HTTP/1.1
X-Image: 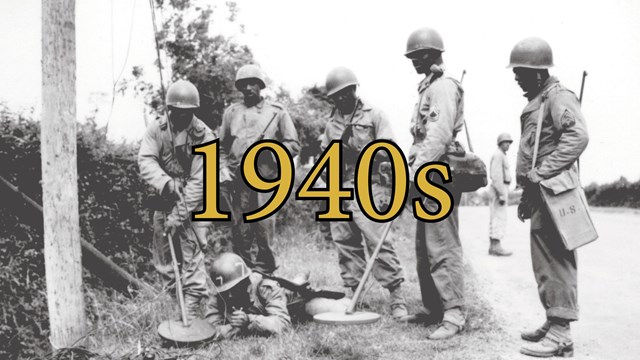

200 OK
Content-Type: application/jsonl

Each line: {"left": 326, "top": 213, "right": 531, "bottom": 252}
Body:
{"left": 1, "top": 0, "right": 639, "bottom": 359}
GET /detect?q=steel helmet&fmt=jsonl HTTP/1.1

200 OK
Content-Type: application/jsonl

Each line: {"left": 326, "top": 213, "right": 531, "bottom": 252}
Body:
{"left": 166, "top": 80, "right": 200, "bottom": 108}
{"left": 497, "top": 133, "right": 513, "bottom": 145}
{"left": 235, "top": 64, "right": 266, "bottom": 90}
{"left": 209, "top": 253, "right": 251, "bottom": 292}
{"left": 405, "top": 27, "right": 444, "bottom": 57}
{"left": 508, "top": 37, "right": 554, "bottom": 69}
{"left": 325, "top": 66, "right": 358, "bottom": 97}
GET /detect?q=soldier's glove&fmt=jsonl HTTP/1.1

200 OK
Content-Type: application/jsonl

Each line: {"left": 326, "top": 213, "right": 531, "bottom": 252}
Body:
{"left": 499, "top": 199, "right": 506, "bottom": 206}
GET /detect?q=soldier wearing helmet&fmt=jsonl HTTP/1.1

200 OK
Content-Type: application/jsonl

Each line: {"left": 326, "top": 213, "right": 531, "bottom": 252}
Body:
{"left": 404, "top": 27, "right": 466, "bottom": 340}
{"left": 509, "top": 37, "right": 589, "bottom": 358}
{"left": 488, "top": 133, "right": 514, "bottom": 257}
{"left": 219, "top": 64, "right": 300, "bottom": 274}
{"left": 319, "top": 66, "right": 409, "bottom": 321}
{"left": 205, "top": 252, "right": 291, "bottom": 339}
{"left": 138, "top": 80, "right": 217, "bottom": 318}
{"left": 205, "top": 253, "right": 350, "bottom": 339}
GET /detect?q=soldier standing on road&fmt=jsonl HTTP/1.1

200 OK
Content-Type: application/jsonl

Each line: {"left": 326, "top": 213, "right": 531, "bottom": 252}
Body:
{"left": 138, "top": 80, "right": 214, "bottom": 318}
{"left": 488, "top": 133, "right": 514, "bottom": 256}
{"left": 219, "top": 64, "right": 300, "bottom": 274}
{"left": 320, "top": 66, "right": 409, "bottom": 320}
{"left": 509, "top": 37, "right": 589, "bottom": 358}
{"left": 404, "top": 27, "right": 466, "bottom": 340}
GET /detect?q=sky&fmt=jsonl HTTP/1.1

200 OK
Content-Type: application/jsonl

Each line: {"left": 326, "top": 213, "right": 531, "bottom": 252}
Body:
{"left": 1, "top": 0, "right": 640, "bottom": 185}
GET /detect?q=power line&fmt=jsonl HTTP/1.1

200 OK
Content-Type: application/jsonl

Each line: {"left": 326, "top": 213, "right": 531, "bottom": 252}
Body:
{"left": 105, "top": 0, "right": 138, "bottom": 135}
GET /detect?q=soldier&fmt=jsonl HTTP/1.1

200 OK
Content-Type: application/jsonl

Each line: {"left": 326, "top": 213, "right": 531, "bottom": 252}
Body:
{"left": 138, "top": 80, "right": 215, "bottom": 318}
{"left": 404, "top": 27, "right": 466, "bottom": 339}
{"left": 205, "top": 252, "right": 291, "bottom": 339}
{"left": 205, "top": 252, "right": 350, "bottom": 339}
{"left": 509, "top": 37, "right": 588, "bottom": 358}
{"left": 488, "top": 133, "right": 514, "bottom": 256}
{"left": 219, "top": 64, "right": 300, "bottom": 274}
{"left": 320, "top": 66, "right": 408, "bottom": 320}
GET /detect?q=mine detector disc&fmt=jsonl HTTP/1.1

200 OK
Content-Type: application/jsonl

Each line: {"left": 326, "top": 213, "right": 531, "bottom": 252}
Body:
{"left": 157, "top": 318, "right": 216, "bottom": 344}
{"left": 313, "top": 311, "right": 381, "bottom": 325}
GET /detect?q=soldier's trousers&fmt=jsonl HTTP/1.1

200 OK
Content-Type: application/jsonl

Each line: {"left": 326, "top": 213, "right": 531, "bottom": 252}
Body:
{"left": 152, "top": 211, "right": 209, "bottom": 315}
{"left": 489, "top": 186, "right": 508, "bottom": 240}
{"left": 415, "top": 190, "right": 465, "bottom": 326}
{"left": 330, "top": 183, "right": 404, "bottom": 290}
{"left": 530, "top": 194, "right": 579, "bottom": 321}
{"left": 224, "top": 181, "right": 276, "bottom": 273}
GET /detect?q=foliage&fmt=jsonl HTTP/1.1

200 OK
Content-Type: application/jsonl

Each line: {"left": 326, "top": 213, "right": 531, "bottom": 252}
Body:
{"left": 0, "top": 107, "right": 156, "bottom": 359}
{"left": 131, "top": 0, "right": 254, "bottom": 130}
{"left": 584, "top": 176, "right": 640, "bottom": 208}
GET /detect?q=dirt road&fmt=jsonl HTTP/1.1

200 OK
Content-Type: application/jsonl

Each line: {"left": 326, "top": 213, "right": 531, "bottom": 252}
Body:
{"left": 460, "top": 206, "right": 640, "bottom": 360}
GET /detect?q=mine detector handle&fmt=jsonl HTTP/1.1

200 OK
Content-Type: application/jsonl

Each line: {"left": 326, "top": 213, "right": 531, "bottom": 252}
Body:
{"left": 346, "top": 221, "right": 393, "bottom": 314}
{"left": 165, "top": 232, "right": 189, "bottom": 327}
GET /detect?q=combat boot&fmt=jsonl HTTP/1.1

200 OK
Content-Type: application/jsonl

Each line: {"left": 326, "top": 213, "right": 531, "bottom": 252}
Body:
{"left": 521, "top": 320, "right": 551, "bottom": 342}
{"left": 489, "top": 238, "right": 512, "bottom": 256}
{"left": 428, "top": 308, "right": 464, "bottom": 340}
{"left": 520, "top": 321, "right": 573, "bottom": 358}
{"left": 388, "top": 284, "right": 409, "bottom": 321}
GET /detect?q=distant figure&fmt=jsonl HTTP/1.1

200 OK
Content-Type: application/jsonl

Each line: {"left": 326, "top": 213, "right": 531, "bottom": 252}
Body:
{"left": 488, "top": 133, "right": 514, "bottom": 256}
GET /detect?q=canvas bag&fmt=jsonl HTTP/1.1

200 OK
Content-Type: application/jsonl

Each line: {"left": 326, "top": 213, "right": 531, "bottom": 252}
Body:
{"left": 532, "top": 91, "right": 598, "bottom": 251}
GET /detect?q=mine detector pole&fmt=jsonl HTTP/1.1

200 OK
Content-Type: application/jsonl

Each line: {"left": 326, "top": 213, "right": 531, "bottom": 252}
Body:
{"left": 41, "top": 0, "right": 86, "bottom": 348}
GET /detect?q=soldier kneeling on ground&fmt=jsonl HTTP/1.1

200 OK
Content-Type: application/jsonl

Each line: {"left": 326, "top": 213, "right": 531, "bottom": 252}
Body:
{"left": 205, "top": 253, "right": 350, "bottom": 339}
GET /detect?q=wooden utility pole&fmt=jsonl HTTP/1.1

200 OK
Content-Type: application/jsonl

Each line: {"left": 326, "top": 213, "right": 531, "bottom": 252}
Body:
{"left": 41, "top": 0, "right": 86, "bottom": 348}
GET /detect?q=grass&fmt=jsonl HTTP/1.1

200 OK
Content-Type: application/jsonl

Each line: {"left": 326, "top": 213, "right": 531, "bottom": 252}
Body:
{"left": 62, "top": 210, "right": 510, "bottom": 360}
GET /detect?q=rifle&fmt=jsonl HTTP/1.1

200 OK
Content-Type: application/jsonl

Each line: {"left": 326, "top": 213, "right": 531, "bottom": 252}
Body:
{"left": 579, "top": 71, "right": 588, "bottom": 103}
{"left": 255, "top": 270, "right": 345, "bottom": 301}
{"left": 459, "top": 69, "right": 474, "bottom": 152}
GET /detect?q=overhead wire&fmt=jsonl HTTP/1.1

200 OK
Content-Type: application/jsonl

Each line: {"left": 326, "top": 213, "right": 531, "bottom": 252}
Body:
{"left": 105, "top": 0, "right": 138, "bottom": 135}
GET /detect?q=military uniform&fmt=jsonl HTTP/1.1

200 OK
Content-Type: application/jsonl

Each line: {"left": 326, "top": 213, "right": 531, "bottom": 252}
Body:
{"left": 408, "top": 68, "right": 466, "bottom": 328}
{"left": 489, "top": 147, "right": 511, "bottom": 240}
{"left": 517, "top": 76, "right": 588, "bottom": 322}
{"left": 205, "top": 272, "right": 292, "bottom": 339}
{"left": 320, "top": 99, "right": 405, "bottom": 291}
{"left": 219, "top": 98, "right": 300, "bottom": 273}
{"left": 138, "top": 115, "right": 214, "bottom": 315}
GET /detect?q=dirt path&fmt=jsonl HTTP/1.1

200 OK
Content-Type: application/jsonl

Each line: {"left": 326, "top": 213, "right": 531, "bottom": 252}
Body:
{"left": 460, "top": 206, "right": 640, "bottom": 360}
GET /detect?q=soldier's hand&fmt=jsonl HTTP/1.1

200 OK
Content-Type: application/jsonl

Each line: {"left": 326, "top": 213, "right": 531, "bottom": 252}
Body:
{"left": 527, "top": 169, "right": 543, "bottom": 184}
{"left": 162, "top": 179, "right": 183, "bottom": 200}
{"left": 165, "top": 217, "right": 182, "bottom": 237}
{"left": 517, "top": 201, "right": 531, "bottom": 222}
{"left": 230, "top": 309, "right": 249, "bottom": 329}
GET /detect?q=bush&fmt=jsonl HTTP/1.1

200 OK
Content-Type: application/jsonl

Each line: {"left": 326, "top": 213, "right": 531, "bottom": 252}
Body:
{"left": 0, "top": 107, "right": 156, "bottom": 359}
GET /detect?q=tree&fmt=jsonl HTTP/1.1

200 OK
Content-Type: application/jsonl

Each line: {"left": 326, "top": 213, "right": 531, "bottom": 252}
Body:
{"left": 41, "top": 0, "right": 86, "bottom": 348}
{"left": 133, "top": 0, "right": 255, "bottom": 130}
